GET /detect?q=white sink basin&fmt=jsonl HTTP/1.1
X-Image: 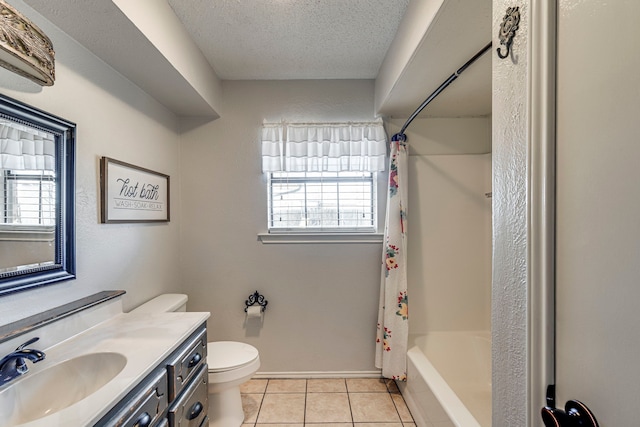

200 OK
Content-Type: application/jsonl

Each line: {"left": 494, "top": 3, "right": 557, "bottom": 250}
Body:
{"left": 0, "top": 352, "right": 127, "bottom": 426}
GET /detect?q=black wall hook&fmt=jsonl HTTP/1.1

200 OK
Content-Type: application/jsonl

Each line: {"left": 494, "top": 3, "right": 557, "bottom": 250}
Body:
{"left": 497, "top": 6, "right": 520, "bottom": 59}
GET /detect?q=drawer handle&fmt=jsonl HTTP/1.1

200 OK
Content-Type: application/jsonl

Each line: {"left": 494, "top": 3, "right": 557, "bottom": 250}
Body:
{"left": 187, "top": 401, "right": 204, "bottom": 420}
{"left": 133, "top": 412, "right": 152, "bottom": 427}
{"left": 188, "top": 352, "right": 202, "bottom": 368}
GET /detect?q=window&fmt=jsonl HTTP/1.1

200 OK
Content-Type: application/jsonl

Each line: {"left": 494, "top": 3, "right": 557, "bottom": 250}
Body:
{"left": 2, "top": 170, "right": 55, "bottom": 227}
{"left": 0, "top": 117, "right": 57, "bottom": 232}
{"left": 268, "top": 171, "right": 376, "bottom": 232}
{"left": 261, "top": 121, "right": 387, "bottom": 238}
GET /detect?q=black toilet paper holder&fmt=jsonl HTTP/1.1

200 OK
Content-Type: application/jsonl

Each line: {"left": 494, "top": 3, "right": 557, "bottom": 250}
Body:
{"left": 245, "top": 291, "right": 268, "bottom": 312}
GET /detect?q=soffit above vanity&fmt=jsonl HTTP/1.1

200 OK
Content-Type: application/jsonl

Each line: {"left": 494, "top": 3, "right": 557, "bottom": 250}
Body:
{"left": 22, "top": 0, "right": 222, "bottom": 119}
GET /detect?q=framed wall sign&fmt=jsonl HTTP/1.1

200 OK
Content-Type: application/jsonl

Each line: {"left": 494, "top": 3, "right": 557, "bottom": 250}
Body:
{"left": 100, "top": 157, "right": 170, "bottom": 223}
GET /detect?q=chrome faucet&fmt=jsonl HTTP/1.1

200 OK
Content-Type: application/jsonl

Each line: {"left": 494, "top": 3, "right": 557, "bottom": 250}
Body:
{"left": 0, "top": 337, "right": 46, "bottom": 386}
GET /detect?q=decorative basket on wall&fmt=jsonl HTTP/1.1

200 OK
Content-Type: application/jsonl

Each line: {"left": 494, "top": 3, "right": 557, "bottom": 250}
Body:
{"left": 0, "top": 0, "right": 55, "bottom": 86}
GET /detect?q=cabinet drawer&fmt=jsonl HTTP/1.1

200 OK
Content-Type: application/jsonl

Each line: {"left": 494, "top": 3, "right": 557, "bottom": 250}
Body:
{"left": 167, "top": 327, "right": 207, "bottom": 401}
{"left": 168, "top": 364, "right": 208, "bottom": 427}
{"left": 101, "top": 368, "right": 169, "bottom": 427}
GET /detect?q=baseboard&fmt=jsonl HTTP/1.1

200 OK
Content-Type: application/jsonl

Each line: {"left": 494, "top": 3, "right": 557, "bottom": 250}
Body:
{"left": 253, "top": 370, "right": 382, "bottom": 379}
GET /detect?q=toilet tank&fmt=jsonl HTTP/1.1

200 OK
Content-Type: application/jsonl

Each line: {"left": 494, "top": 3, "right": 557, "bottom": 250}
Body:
{"left": 130, "top": 294, "right": 188, "bottom": 313}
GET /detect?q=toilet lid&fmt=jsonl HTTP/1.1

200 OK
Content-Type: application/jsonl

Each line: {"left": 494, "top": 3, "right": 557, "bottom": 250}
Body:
{"left": 207, "top": 341, "right": 259, "bottom": 372}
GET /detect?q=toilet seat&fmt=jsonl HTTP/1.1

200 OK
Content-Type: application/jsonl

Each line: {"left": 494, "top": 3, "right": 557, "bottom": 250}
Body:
{"left": 207, "top": 341, "right": 259, "bottom": 373}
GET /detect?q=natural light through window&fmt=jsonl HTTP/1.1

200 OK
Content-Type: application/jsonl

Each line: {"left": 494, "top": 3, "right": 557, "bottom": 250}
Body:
{"left": 260, "top": 120, "right": 387, "bottom": 241}
{"left": 268, "top": 171, "right": 376, "bottom": 232}
{"left": 2, "top": 170, "right": 55, "bottom": 227}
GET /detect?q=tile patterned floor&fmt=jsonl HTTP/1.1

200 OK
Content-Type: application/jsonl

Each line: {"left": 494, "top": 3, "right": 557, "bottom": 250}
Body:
{"left": 239, "top": 378, "right": 415, "bottom": 426}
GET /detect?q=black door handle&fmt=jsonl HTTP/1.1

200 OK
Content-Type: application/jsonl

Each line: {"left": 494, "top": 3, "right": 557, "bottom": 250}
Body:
{"left": 541, "top": 385, "right": 599, "bottom": 427}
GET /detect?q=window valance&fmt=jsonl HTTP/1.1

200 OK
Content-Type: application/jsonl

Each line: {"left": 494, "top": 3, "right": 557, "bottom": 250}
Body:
{"left": 261, "top": 120, "right": 387, "bottom": 173}
{"left": 0, "top": 119, "right": 55, "bottom": 171}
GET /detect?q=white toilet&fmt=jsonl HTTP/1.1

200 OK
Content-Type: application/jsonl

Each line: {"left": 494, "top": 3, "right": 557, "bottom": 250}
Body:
{"left": 130, "top": 294, "right": 260, "bottom": 427}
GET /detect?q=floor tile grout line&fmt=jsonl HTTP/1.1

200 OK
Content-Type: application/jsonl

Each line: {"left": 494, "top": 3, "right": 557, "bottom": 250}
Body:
{"left": 388, "top": 379, "right": 400, "bottom": 422}
{"left": 344, "top": 378, "right": 356, "bottom": 426}
{"left": 389, "top": 386, "right": 403, "bottom": 424}
{"left": 389, "top": 381, "right": 415, "bottom": 425}
{"left": 245, "top": 377, "right": 413, "bottom": 426}
{"left": 303, "top": 378, "right": 307, "bottom": 425}
{"left": 252, "top": 378, "right": 268, "bottom": 425}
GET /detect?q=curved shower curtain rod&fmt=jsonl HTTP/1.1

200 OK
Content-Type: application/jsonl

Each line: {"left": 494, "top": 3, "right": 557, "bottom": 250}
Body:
{"left": 392, "top": 41, "right": 493, "bottom": 142}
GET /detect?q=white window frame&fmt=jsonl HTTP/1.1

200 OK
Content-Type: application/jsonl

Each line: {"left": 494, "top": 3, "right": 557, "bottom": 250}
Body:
{"left": 259, "top": 120, "right": 387, "bottom": 244}
{"left": 0, "top": 170, "right": 56, "bottom": 241}
{"left": 268, "top": 170, "right": 377, "bottom": 231}
{"left": 260, "top": 171, "right": 384, "bottom": 244}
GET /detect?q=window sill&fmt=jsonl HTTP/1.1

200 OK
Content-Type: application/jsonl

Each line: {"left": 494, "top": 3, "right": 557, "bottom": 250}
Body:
{"left": 258, "top": 232, "right": 384, "bottom": 244}
{"left": 0, "top": 226, "right": 55, "bottom": 242}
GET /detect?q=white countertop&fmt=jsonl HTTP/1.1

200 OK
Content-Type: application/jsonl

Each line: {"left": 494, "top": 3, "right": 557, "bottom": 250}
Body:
{"left": 1, "top": 310, "right": 209, "bottom": 427}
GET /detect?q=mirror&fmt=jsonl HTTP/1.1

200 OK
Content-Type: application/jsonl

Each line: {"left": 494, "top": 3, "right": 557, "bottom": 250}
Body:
{"left": 0, "top": 94, "right": 75, "bottom": 295}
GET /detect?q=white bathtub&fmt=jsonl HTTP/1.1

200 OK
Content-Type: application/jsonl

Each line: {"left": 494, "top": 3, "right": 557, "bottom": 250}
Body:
{"left": 399, "top": 332, "right": 491, "bottom": 427}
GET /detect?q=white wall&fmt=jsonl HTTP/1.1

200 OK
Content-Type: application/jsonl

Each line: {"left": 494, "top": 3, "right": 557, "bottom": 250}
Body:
{"left": 0, "top": 0, "right": 184, "bottom": 325}
{"left": 492, "top": 0, "right": 529, "bottom": 425}
{"left": 179, "top": 80, "right": 385, "bottom": 374}
{"left": 555, "top": 1, "right": 640, "bottom": 424}
{"left": 386, "top": 117, "right": 491, "bottom": 155}
{"left": 387, "top": 118, "right": 492, "bottom": 335}
{"left": 408, "top": 153, "right": 492, "bottom": 334}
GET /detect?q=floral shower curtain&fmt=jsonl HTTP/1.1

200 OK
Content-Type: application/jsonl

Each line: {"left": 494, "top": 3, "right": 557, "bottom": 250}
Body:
{"left": 375, "top": 134, "right": 408, "bottom": 380}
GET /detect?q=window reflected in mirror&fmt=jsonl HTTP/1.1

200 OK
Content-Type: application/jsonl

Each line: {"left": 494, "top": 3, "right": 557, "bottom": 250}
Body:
{"left": 0, "top": 94, "right": 75, "bottom": 295}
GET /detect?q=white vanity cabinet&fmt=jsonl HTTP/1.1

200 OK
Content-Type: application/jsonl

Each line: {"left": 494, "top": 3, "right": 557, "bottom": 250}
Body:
{"left": 96, "top": 324, "right": 208, "bottom": 427}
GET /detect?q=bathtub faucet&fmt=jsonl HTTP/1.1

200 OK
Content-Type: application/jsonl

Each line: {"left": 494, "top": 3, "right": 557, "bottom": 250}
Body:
{"left": 0, "top": 337, "right": 46, "bottom": 386}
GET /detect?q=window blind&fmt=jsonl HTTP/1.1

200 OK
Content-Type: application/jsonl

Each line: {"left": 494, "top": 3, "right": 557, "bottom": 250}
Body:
{"left": 262, "top": 121, "right": 386, "bottom": 232}
{"left": 2, "top": 170, "right": 55, "bottom": 226}
{"left": 268, "top": 171, "right": 376, "bottom": 231}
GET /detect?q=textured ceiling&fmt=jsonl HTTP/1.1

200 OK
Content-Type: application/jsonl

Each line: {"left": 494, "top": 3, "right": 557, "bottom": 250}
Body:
{"left": 166, "top": 0, "right": 409, "bottom": 80}
{"left": 21, "top": 0, "right": 491, "bottom": 117}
